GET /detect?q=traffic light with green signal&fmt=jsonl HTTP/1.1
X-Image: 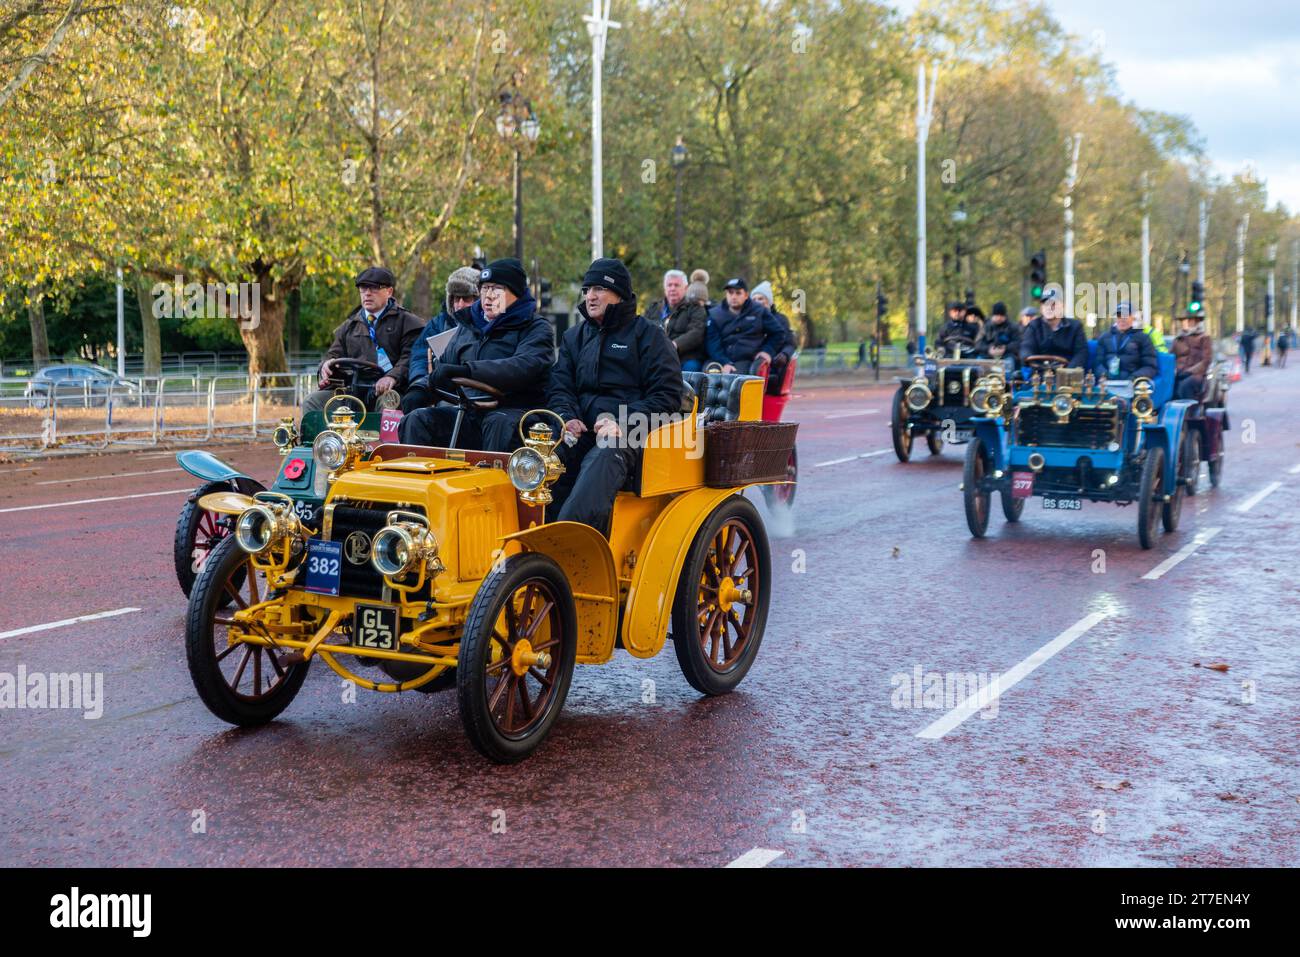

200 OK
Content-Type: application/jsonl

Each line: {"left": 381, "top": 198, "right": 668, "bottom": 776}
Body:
{"left": 1030, "top": 251, "right": 1047, "bottom": 299}
{"left": 1189, "top": 280, "right": 1204, "bottom": 315}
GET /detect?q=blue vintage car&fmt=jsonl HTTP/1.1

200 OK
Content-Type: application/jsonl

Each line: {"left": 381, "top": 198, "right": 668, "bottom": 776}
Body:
{"left": 960, "top": 347, "right": 1227, "bottom": 549}
{"left": 172, "top": 399, "right": 391, "bottom": 596}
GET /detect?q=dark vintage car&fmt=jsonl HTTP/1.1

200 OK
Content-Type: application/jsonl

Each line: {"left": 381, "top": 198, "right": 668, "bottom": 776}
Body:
{"left": 890, "top": 346, "right": 1012, "bottom": 462}
{"left": 960, "top": 347, "right": 1227, "bottom": 549}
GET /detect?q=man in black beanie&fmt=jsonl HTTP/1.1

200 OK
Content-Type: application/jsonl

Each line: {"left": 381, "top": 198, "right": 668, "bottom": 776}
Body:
{"left": 546, "top": 257, "right": 683, "bottom": 535}
{"left": 398, "top": 257, "right": 552, "bottom": 452}
{"left": 976, "top": 300, "right": 1022, "bottom": 364}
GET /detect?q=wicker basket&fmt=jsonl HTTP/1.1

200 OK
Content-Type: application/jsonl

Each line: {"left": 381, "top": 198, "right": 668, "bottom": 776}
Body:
{"left": 704, "top": 420, "right": 799, "bottom": 487}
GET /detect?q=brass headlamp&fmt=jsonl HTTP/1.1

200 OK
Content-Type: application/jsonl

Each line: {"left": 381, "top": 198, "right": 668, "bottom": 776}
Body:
{"left": 509, "top": 410, "right": 566, "bottom": 506}
{"left": 272, "top": 417, "right": 299, "bottom": 453}
{"left": 970, "top": 374, "right": 1007, "bottom": 415}
{"left": 371, "top": 510, "right": 445, "bottom": 592}
{"left": 313, "top": 394, "right": 369, "bottom": 479}
{"left": 904, "top": 378, "right": 932, "bottom": 412}
{"left": 234, "top": 491, "right": 308, "bottom": 568}
{"left": 1052, "top": 391, "right": 1078, "bottom": 421}
{"left": 1131, "top": 377, "right": 1156, "bottom": 422}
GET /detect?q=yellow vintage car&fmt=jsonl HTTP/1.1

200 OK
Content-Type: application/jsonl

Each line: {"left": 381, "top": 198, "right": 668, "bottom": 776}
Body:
{"left": 185, "top": 373, "right": 790, "bottom": 762}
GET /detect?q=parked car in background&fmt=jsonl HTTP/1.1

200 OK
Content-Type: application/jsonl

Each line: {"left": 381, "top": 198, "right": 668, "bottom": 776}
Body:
{"left": 24, "top": 363, "right": 141, "bottom": 408}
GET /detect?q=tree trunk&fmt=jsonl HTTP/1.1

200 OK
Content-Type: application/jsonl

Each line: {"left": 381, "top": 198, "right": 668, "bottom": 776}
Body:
{"left": 241, "top": 278, "right": 289, "bottom": 381}
{"left": 408, "top": 263, "right": 432, "bottom": 318}
{"left": 135, "top": 277, "right": 162, "bottom": 376}
{"left": 286, "top": 286, "right": 301, "bottom": 356}
{"left": 27, "top": 288, "right": 49, "bottom": 369}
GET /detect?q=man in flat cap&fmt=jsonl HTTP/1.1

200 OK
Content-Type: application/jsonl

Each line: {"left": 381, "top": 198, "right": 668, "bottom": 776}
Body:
{"left": 302, "top": 265, "right": 426, "bottom": 417}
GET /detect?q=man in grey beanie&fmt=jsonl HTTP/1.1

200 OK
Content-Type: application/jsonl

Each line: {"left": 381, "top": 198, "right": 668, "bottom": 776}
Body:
{"left": 402, "top": 265, "right": 481, "bottom": 413}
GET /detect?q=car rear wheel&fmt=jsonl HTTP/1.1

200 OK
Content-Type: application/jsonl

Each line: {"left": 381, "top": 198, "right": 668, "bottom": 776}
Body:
{"left": 1163, "top": 436, "right": 1186, "bottom": 533}
{"left": 174, "top": 480, "right": 237, "bottom": 597}
{"left": 1184, "top": 429, "right": 1202, "bottom": 497}
{"left": 1137, "top": 445, "right": 1165, "bottom": 550}
{"left": 185, "top": 537, "right": 310, "bottom": 726}
{"left": 926, "top": 431, "right": 944, "bottom": 455}
{"left": 890, "top": 387, "right": 913, "bottom": 462}
{"left": 963, "top": 438, "right": 992, "bottom": 538}
{"left": 1208, "top": 443, "right": 1224, "bottom": 489}
{"left": 457, "top": 553, "right": 577, "bottom": 763}
{"left": 671, "top": 496, "right": 772, "bottom": 696}
{"left": 1000, "top": 487, "right": 1025, "bottom": 522}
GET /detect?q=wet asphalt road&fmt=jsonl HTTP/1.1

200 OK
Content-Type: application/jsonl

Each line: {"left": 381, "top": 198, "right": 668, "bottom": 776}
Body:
{"left": 1, "top": 367, "right": 1297, "bottom": 867}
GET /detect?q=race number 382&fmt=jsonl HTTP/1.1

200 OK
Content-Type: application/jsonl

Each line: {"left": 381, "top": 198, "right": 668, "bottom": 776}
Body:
{"left": 304, "top": 539, "right": 343, "bottom": 595}
{"left": 353, "top": 604, "right": 399, "bottom": 651}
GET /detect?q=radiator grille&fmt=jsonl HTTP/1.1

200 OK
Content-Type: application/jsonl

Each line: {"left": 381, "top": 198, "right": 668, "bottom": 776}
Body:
{"left": 1017, "top": 405, "right": 1119, "bottom": 449}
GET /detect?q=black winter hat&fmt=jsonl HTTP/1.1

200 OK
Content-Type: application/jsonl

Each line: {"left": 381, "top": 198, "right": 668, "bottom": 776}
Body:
{"left": 479, "top": 258, "right": 528, "bottom": 298}
{"left": 582, "top": 257, "right": 633, "bottom": 301}
{"left": 355, "top": 265, "right": 397, "bottom": 288}
{"left": 991, "top": 301, "right": 1008, "bottom": 317}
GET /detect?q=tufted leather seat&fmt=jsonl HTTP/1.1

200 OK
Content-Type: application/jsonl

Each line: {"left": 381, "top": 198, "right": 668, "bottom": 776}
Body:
{"left": 681, "top": 372, "right": 751, "bottom": 423}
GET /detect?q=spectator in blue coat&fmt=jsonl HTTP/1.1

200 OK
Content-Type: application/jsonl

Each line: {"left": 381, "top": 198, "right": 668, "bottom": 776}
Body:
{"left": 705, "top": 277, "right": 788, "bottom": 374}
{"left": 402, "top": 265, "right": 480, "bottom": 413}
{"left": 1093, "top": 301, "right": 1159, "bottom": 381}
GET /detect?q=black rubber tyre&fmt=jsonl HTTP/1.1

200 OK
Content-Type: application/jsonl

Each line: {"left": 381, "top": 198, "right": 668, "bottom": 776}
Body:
{"left": 963, "top": 437, "right": 992, "bottom": 538}
{"left": 1163, "top": 435, "right": 1186, "bottom": 533}
{"left": 457, "top": 553, "right": 577, "bottom": 763}
{"left": 1185, "top": 428, "right": 1202, "bottom": 497}
{"left": 186, "top": 537, "right": 310, "bottom": 726}
{"left": 760, "top": 446, "right": 798, "bottom": 509}
{"left": 1208, "top": 443, "right": 1224, "bottom": 489}
{"left": 1000, "top": 487, "right": 1025, "bottom": 522}
{"left": 890, "top": 387, "right": 913, "bottom": 462}
{"left": 1137, "top": 445, "right": 1165, "bottom": 550}
{"left": 671, "top": 496, "right": 772, "bottom": 696}
{"left": 174, "top": 480, "right": 236, "bottom": 597}
{"left": 926, "top": 430, "right": 944, "bottom": 455}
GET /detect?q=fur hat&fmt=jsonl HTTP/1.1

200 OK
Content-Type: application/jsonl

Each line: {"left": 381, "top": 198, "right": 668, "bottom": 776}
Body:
{"left": 689, "top": 269, "right": 710, "bottom": 287}
{"left": 445, "top": 265, "right": 480, "bottom": 316}
{"left": 685, "top": 281, "right": 709, "bottom": 304}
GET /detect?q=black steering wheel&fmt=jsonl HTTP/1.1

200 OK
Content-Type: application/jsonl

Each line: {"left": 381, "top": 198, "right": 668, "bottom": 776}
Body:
{"left": 321, "top": 357, "right": 391, "bottom": 409}
{"left": 1024, "top": 354, "right": 1069, "bottom": 373}
{"left": 434, "top": 376, "right": 503, "bottom": 411}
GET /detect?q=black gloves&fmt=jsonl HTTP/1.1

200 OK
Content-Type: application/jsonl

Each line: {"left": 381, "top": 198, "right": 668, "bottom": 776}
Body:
{"left": 432, "top": 362, "right": 471, "bottom": 391}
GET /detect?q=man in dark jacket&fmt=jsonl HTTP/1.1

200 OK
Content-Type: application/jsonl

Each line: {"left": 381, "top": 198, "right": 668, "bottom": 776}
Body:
{"left": 644, "top": 269, "right": 708, "bottom": 371}
{"left": 1019, "top": 289, "right": 1088, "bottom": 369}
{"left": 977, "top": 301, "right": 1022, "bottom": 364}
{"left": 402, "top": 266, "right": 480, "bottom": 413}
{"left": 706, "top": 277, "right": 787, "bottom": 373}
{"left": 547, "top": 257, "right": 683, "bottom": 534}
{"left": 303, "top": 266, "right": 426, "bottom": 417}
{"left": 398, "top": 258, "right": 553, "bottom": 452}
{"left": 935, "top": 301, "right": 982, "bottom": 356}
{"left": 1093, "top": 301, "right": 1158, "bottom": 381}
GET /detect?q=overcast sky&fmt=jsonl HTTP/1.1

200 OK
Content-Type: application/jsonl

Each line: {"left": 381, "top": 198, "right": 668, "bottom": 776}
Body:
{"left": 895, "top": 0, "right": 1300, "bottom": 211}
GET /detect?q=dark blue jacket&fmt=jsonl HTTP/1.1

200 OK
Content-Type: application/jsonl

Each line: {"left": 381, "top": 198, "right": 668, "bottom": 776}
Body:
{"left": 705, "top": 298, "right": 787, "bottom": 366}
{"left": 1093, "top": 324, "right": 1158, "bottom": 380}
{"left": 407, "top": 309, "right": 454, "bottom": 386}
{"left": 438, "top": 293, "right": 553, "bottom": 410}
{"left": 1019, "top": 316, "right": 1089, "bottom": 369}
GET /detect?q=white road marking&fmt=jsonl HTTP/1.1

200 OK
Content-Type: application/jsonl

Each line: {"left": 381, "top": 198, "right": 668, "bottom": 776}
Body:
{"left": 916, "top": 611, "right": 1110, "bottom": 740}
{"left": 0, "top": 607, "right": 141, "bottom": 641}
{"left": 0, "top": 487, "right": 193, "bottom": 514}
{"left": 814, "top": 449, "right": 891, "bottom": 468}
{"left": 825, "top": 409, "right": 880, "bottom": 420}
{"left": 1235, "top": 481, "right": 1283, "bottom": 513}
{"left": 726, "top": 848, "right": 784, "bottom": 868}
{"left": 1141, "top": 527, "right": 1223, "bottom": 581}
{"left": 37, "top": 467, "right": 184, "bottom": 486}
{"left": 1288, "top": 463, "right": 1300, "bottom": 475}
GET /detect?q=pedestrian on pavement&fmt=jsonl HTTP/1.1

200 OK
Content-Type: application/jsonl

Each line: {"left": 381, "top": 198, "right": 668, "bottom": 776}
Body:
{"left": 1276, "top": 329, "right": 1290, "bottom": 367}
{"left": 1240, "top": 328, "right": 1257, "bottom": 374}
{"left": 397, "top": 258, "right": 553, "bottom": 453}
{"left": 403, "top": 265, "right": 480, "bottom": 413}
{"left": 644, "top": 269, "right": 708, "bottom": 371}
{"left": 547, "top": 257, "right": 683, "bottom": 534}
{"left": 303, "top": 265, "right": 425, "bottom": 418}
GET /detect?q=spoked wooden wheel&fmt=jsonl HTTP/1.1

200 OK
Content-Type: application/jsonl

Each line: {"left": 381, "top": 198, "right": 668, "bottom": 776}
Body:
{"left": 1137, "top": 445, "right": 1165, "bottom": 550}
{"left": 185, "top": 537, "right": 310, "bottom": 726}
{"left": 891, "top": 386, "right": 914, "bottom": 462}
{"left": 672, "top": 497, "right": 772, "bottom": 695}
{"left": 174, "top": 480, "right": 237, "bottom": 597}
{"left": 458, "top": 553, "right": 577, "bottom": 763}
{"left": 963, "top": 437, "right": 992, "bottom": 538}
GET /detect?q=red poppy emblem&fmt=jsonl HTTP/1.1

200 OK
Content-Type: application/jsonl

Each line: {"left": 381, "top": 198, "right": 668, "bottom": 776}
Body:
{"left": 284, "top": 458, "right": 306, "bottom": 480}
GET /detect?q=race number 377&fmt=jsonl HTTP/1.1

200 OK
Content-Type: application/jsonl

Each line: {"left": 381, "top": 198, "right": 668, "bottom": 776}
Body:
{"left": 304, "top": 539, "right": 343, "bottom": 595}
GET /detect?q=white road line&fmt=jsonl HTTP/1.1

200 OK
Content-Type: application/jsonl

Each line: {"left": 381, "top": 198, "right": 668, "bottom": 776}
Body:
{"left": 726, "top": 848, "right": 784, "bottom": 868}
{"left": 825, "top": 409, "right": 880, "bottom": 420}
{"left": 0, "top": 607, "right": 141, "bottom": 641}
{"left": 1288, "top": 463, "right": 1300, "bottom": 475}
{"left": 916, "top": 611, "right": 1110, "bottom": 741}
{"left": 1141, "top": 527, "right": 1223, "bottom": 581}
{"left": 814, "top": 449, "right": 891, "bottom": 468}
{"left": 37, "top": 467, "right": 183, "bottom": 486}
{"left": 0, "top": 487, "right": 193, "bottom": 514}
{"left": 1235, "top": 481, "right": 1283, "bottom": 514}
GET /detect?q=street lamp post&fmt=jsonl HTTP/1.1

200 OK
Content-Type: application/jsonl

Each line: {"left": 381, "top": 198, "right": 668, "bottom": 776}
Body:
{"left": 671, "top": 136, "right": 687, "bottom": 270}
{"left": 496, "top": 93, "right": 540, "bottom": 262}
